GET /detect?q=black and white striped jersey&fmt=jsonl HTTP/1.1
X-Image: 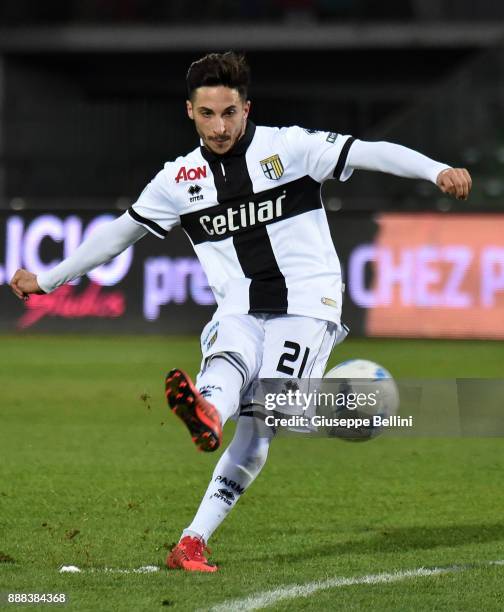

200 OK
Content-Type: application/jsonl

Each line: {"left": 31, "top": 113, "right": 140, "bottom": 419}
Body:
{"left": 128, "top": 121, "right": 355, "bottom": 325}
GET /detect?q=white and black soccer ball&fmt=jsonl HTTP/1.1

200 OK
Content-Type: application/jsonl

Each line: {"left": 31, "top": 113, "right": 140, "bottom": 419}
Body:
{"left": 320, "top": 359, "right": 399, "bottom": 441}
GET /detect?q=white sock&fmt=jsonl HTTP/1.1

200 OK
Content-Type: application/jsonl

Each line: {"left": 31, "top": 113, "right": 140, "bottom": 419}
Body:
{"left": 181, "top": 415, "right": 274, "bottom": 543}
{"left": 196, "top": 354, "right": 245, "bottom": 426}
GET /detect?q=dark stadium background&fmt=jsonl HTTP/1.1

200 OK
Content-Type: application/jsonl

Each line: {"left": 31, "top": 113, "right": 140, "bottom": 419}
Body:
{"left": 1, "top": 1, "right": 503, "bottom": 338}
{"left": 2, "top": 6, "right": 504, "bottom": 611}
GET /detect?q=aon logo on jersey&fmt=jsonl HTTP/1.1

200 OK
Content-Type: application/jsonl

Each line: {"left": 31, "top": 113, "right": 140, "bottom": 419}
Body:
{"left": 199, "top": 193, "right": 286, "bottom": 236}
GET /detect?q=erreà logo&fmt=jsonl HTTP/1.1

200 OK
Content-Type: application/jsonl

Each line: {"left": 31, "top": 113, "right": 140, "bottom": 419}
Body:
{"left": 175, "top": 165, "right": 207, "bottom": 183}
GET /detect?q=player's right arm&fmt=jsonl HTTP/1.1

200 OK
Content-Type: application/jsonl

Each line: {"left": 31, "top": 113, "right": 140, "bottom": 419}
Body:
{"left": 10, "top": 161, "right": 180, "bottom": 301}
{"left": 10, "top": 213, "right": 148, "bottom": 300}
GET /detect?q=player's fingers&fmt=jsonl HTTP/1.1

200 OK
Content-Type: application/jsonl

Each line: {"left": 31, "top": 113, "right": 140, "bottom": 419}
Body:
{"left": 9, "top": 269, "right": 28, "bottom": 300}
{"left": 455, "top": 168, "right": 472, "bottom": 200}
{"left": 462, "top": 171, "right": 470, "bottom": 200}
{"left": 456, "top": 168, "right": 471, "bottom": 200}
{"left": 462, "top": 168, "right": 472, "bottom": 193}
{"left": 452, "top": 169, "right": 466, "bottom": 200}
{"left": 10, "top": 279, "right": 25, "bottom": 300}
{"left": 439, "top": 172, "right": 456, "bottom": 195}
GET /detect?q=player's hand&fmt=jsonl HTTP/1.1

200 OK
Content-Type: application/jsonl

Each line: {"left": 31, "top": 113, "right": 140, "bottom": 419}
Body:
{"left": 436, "top": 167, "right": 472, "bottom": 200}
{"left": 9, "top": 269, "right": 45, "bottom": 301}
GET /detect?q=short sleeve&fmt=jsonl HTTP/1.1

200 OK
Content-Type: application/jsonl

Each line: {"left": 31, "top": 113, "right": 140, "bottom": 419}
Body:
{"left": 127, "top": 166, "right": 180, "bottom": 239}
{"left": 281, "top": 126, "right": 356, "bottom": 184}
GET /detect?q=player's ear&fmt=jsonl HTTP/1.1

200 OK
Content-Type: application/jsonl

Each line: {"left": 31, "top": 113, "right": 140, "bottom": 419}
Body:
{"left": 186, "top": 100, "right": 194, "bottom": 120}
{"left": 243, "top": 100, "right": 251, "bottom": 119}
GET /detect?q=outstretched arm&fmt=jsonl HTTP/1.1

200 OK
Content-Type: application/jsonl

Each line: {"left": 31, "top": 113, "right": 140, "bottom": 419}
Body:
{"left": 346, "top": 140, "right": 472, "bottom": 200}
{"left": 10, "top": 212, "right": 147, "bottom": 300}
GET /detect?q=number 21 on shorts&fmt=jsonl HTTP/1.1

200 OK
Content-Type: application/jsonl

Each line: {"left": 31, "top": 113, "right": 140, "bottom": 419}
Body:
{"left": 276, "top": 341, "right": 310, "bottom": 377}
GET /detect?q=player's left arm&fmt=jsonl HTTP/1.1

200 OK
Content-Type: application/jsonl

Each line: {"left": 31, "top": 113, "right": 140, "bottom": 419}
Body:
{"left": 346, "top": 140, "right": 472, "bottom": 200}
{"left": 10, "top": 213, "right": 147, "bottom": 300}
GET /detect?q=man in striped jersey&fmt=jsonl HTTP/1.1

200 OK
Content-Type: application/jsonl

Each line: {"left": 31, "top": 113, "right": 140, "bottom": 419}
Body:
{"left": 10, "top": 52, "right": 471, "bottom": 573}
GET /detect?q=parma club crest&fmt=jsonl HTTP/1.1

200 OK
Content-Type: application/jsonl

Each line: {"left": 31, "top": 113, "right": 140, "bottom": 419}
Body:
{"left": 260, "top": 154, "right": 284, "bottom": 180}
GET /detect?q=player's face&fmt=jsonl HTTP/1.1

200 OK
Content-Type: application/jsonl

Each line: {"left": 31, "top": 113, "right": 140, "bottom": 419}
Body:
{"left": 187, "top": 86, "right": 250, "bottom": 155}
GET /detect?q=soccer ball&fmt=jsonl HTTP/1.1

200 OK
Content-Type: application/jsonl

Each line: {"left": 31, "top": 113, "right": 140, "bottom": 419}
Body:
{"left": 319, "top": 359, "right": 399, "bottom": 441}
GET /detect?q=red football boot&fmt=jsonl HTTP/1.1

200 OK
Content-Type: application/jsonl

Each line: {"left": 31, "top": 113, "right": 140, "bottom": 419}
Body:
{"left": 166, "top": 536, "right": 218, "bottom": 573}
{"left": 165, "top": 369, "right": 222, "bottom": 452}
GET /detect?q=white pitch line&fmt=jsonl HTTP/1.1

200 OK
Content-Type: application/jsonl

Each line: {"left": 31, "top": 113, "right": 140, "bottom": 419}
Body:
{"left": 59, "top": 565, "right": 160, "bottom": 574}
{"left": 97, "top": 565, "right": 160, "bottom": 574}
{"left": 207, "top": 561, "right": 504, "bottom": 612}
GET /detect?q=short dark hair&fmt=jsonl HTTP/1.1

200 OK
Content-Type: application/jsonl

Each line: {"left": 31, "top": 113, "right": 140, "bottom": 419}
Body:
{"left": 186, "top": 51, "right": 250, "bottom": 101}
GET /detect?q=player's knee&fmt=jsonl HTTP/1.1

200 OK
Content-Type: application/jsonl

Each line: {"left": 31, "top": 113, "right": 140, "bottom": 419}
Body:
{"left": 207, "top": 351, "right": 249, "bottom": 388}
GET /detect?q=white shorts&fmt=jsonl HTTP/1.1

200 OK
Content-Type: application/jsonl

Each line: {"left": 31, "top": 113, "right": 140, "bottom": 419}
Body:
{"left": 197, "top": 313, "right": 348, "bottom": 410}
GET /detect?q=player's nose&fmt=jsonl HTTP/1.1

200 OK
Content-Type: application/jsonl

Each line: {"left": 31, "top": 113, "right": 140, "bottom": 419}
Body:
{"left": 212, "top": 117, "right": 226, "bottom": 134}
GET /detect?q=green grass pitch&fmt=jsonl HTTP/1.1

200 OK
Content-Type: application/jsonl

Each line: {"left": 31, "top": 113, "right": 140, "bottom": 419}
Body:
{"left": 1, "top": 335, "right": 503, "bottom": 611}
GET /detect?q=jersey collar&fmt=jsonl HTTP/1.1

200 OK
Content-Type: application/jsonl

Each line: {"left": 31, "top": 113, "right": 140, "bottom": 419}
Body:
{"left": 200, "top": 120, "right": 256, "bottom": 162}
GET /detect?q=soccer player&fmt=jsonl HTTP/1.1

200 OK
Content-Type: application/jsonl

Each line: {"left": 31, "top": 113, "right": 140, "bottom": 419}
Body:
{"left": 10, "top": 52, "right": 471, "bottom": 572}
